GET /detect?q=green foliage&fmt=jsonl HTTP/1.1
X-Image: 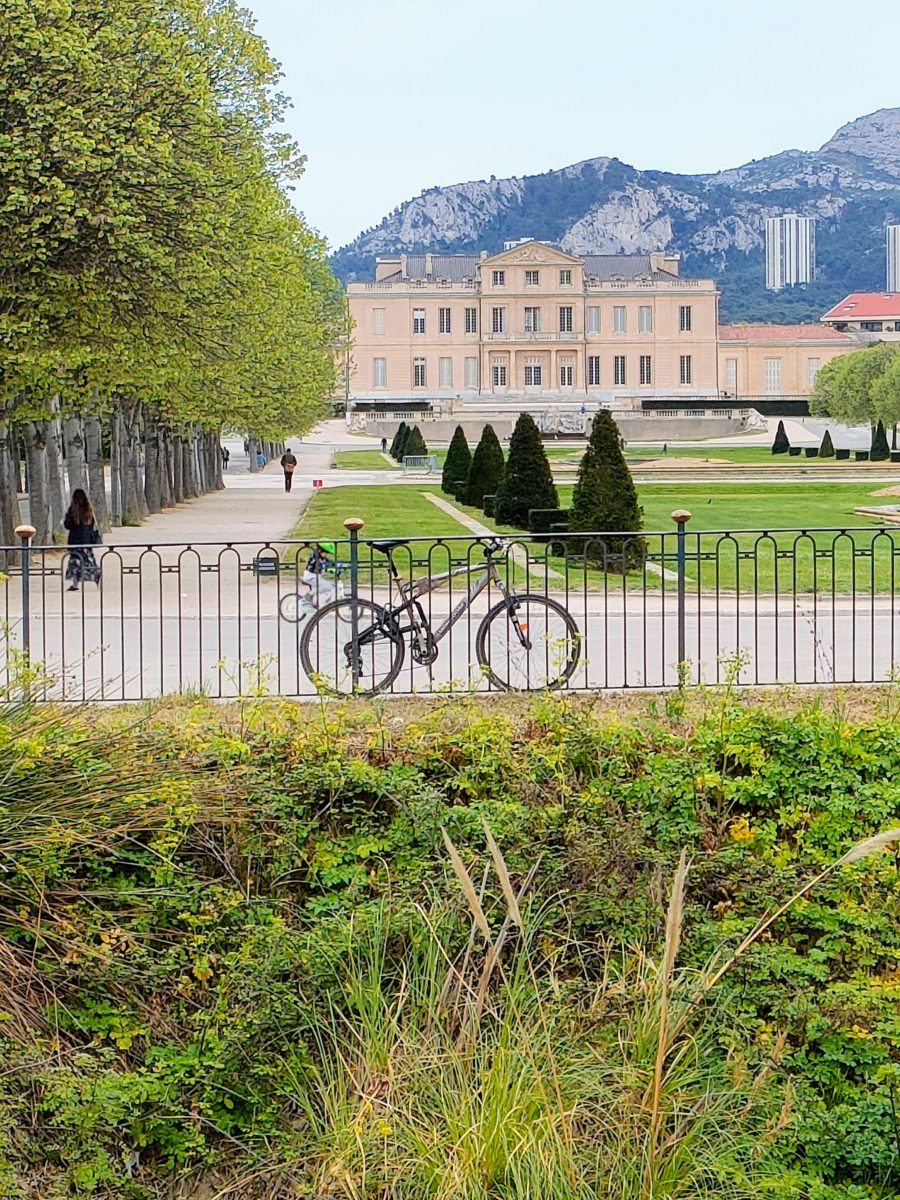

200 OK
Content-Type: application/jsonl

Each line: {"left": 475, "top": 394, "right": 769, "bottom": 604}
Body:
{"left": 819, "top": 428, "right": 835, "bottom": 458}
{"left": 494, "top": 412, "right": 558, "bottom": 528}
{"left": 465, "top": 423, "right": 505, "bottom": 508}
{"left": 810, "top": 343, "right": 900, "bottom": 429}
{"left": 395, "top": 423, "right": 412, "bottom": 461}
{"left": 528, "top": 507, "right": 569, "bottom": 534}
{"left": 390, "top": 421, "right": 408, "bottom": 460}
{"left": 772, "top": 419, "right": 791, "bottom": 454}
{"left": 871, "top": 418, "right": 890, "bottom": 461}
{"left": 441, "top": 425, "right": 472, "bottom": 494}
{"left": 568, "top": 409, "right": 645, "bottom": 568}
{"left": 404, "top": 425, "right": 428, "bottom": 458}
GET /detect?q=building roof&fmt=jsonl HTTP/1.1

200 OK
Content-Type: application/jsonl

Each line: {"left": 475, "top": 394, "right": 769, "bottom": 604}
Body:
{"left": 581, "top": 254, "right": 677, "bottom": 281}
{"left": 822, "top": 293, "right": 900, "bottom": 320}
{"left": 718, "top": 323, "right": 856, "bottom": 343}
{"left": 403, "top": 254, "right": 480, "bottom": 281}
{"left": 386, "top": 250, "right": 682, "bottom": 282}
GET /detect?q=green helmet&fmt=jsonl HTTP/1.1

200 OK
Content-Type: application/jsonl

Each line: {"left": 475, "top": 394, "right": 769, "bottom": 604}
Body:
{"left": 317, "top": 541, "right": 336, "bottom": 554}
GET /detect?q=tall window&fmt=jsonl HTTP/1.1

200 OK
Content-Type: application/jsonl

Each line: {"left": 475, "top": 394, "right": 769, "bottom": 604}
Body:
{"left": 679, "top": 355, "right": 693, "bottom": 385}
{"left": 587, "top": 355, "right": 601, "bottom": 386}
{"left": 439, "top": 307, "right": 451, "bottom": 334}
{"left": 614, "top": 355, "right": 626, "bottom": 386}
{"left": 491, "top": 306, "right": 505, "bottom": 333}
{"left": 524, "top": 362, "right": 542, "bottom": 387}
{"left": 559, "top": 269, "right": 572, "bottom": 285}
{"left": 807, "top": 357, "right": 821, "bottom": 387}
{"left": 465, "top": 306, "right": 478, "bottom": 333}
{"left": 439, "top": 357, "right": 452, "bottom": 387}
{"left": 639, "top": 355, "right": 652, "bottom": 385}
{"left": 679, "top": 305, "right": 692, "bottom": 332}
{"left": 524, "top": 306, "right": 541, "bottom": 332}
{"left": 587, "top": 306, "right": 600, "bottom": 333}
{"left": 524, "top": 269, "right": 540, "bottom": 286}
{"left": 412, "top": 307, "right": 425, "bottom": 334}
{"left": 464, "top": 357, "right": 479, "bottom": 388}
{"left": 492, "top": 362, "right": 507, "bottom": 388}
{"left": 613, "top": 306, "right": 626, "bottom": 333}
{"left": 559, "top": 305, "right": 573, "bottom": 333}
{"left": 638, "top": 305, "right": 652, "bottom": 333}
{"left": 373, "top": 358, "right": 387, "bottom": 388}
{"left": 559, "top": 360, "right": 574, "bottom": 388}
{"left": 764, "top": 357, "right": 782, "bottom": 394}
{"left": 413, "top": 358, "right": 426, "bottom": 387}
{"left": 491, "top": 270, "right": 506, "bottom": 286}
{"left": 373, "top": 307, "right": 385, "bottom": 336}
{"left": 725, "top": 358, "right": 737, "bottom": 390}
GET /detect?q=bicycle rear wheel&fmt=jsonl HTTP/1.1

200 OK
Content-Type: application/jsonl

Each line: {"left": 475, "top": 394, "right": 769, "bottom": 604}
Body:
{"left": 279, "top": 591, "right": 310, "bottom": 623}
{"left": 475, "top": 594, "right": 580, "bottom": 691}
{"left": 300, "top": 598, "right": 405, "bottom": 696}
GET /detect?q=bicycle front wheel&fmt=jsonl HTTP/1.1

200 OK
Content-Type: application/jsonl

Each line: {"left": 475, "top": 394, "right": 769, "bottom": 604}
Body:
{"left": 475, "top": 594, "right": 580, "bottom": 691}
{"left": 300, "top": 598, "right": 405, "bottom": 696}
{"left": 279, "top": 591, "right": 309, "bottom": 623}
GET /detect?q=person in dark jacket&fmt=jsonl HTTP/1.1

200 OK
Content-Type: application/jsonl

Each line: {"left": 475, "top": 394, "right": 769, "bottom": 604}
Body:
{"left": 280, "top": 448, "right": 297, "bottom": 492}
{"left": 63, "top": 489, "right": 101, "bottom": 591}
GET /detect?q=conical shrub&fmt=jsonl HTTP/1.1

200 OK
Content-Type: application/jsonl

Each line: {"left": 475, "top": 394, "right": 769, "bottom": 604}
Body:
{"left": 395, "top": 423, "right": 412, "bottom": 462}
{"left": 404, "top": 425, "right": 428, "bottom": 458}
{"left": 819, "top": 429, "right": 835, "bottom": 458}
{"left": 442, "top": 426, "right": 471, "bottom": 494}
{"left": 465, "top": 424, "right": 505, "bottom": 509}
{"left": 494, "top": 413, "right": 558, "bottom": 528}
{"left": 871, "top": 419, "right": 890, "bottom": 461}
{"left": 568, "top": 410, "right": 645, "bottom": 570}
{"left": 772, "top": 420, "right": 790, "bottom": 454}
{"left": 390, "top": 421, "right": 407, "bottom": 460}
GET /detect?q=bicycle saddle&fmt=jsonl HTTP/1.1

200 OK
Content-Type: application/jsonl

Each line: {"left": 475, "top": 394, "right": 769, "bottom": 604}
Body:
{"left": 369, "top": 539, "right": 410, "bottom": 553}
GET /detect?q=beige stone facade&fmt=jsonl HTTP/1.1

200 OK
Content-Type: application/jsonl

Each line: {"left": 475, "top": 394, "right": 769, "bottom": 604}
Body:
{"left": 717, "top": 325, "right": 860, "bottom": 398}
{"left": 346, "top": 241, "right": 720, "bottom": 404}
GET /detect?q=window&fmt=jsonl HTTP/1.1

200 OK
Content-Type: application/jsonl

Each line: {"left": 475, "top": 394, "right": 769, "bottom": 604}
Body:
{"left": 614, "top": 355, "right": 626, "bottom": 386}
{"left": 587, "top": 306, "right": 600, "bottom": 333}
{"left": 559, "top": 362, "right": 574, "bottom": 387}
{"left": 638, "top": 305, "right": 652, "bottom": 333}
{"left": 524, "top": 306, "right": 541, "bottom": 333}
{"left": 807, "top": 357, "right": 821, "bottom": 387}
{"left": 373, "top": 307, "right": 385, "bottom": 336}
{"left": 413, "top": 358, "right": 426, "bottom": 387}
{"left": 412, "top": 307, "right": 425, "bottom": 334}
{"left": 465, "top": 306, "right": 478, "bottom": 333}
{"left": 679, "top": 305, "right": 692, "bottom": 332}
{"left": 524, "top": 269, "right": 540, "bottom": 286}
{"left": 524, "top": 363, "right": 542, "bottom": 387}
{"left": 439, "top": 307, "right": 451, "bottom": 334}
{"left": 559, "top": 269, "right": 572, "bottom": 285}
{"left": 464, "top": 357, "right": 479, "bottom": 388}
{"left": 613, "top": 306, "right": 626, "bottom": 333}
{"left": 439, "top": 357, "right": 452, "bottom": 387}
{"left": 764, "top": 357, "right": 782, "bottom": 394}
{"left": 492, "top": 363, "right": 507, "bottom": 388}
{"left": 587, "top": 355, "right": 601, "bottom": 386}
{"left": 679, "top": 355, "right": 693, "bottom": 385}
{"left": 373, "top": 357, "right": 387, "bottom": 388}
{"left": 725, "top": 358, "right": 737, "bottom": 390}
{"left": 559, "top": 305, "right": 573, "bottom": 333}
{"left": 491, "top": 306, "right": 505, "bottom": 333}
{"left": 491, "top": 270, "right": 506, "bottom": 286}
{"left": 639, "top": 355, "right": 652, "bottom": 385}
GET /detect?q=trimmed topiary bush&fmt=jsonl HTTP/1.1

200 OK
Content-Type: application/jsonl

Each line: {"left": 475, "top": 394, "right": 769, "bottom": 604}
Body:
{"left": 772, "top": 420, "right": 790, "bottom": 454}
{"left": 805, "top": 447, "right": 819, "bottom": 458}
{"left": 871, "top": 420, "right": 890, "bottom": 461}
{"left": 835, "top": 448, "right": 851, "bottom": 460}
{"left": 404, "top": 425, "right": 428, "bottom": 459}
{"left": 390, "top": 421, "right": 407, "bottom": 460}
{"left": 442, "top": 426, "right": 472, "bottom": 495}
{"left": 568, "top": 410, "right": 644, "bottom": 569}
{"left": 482, "top": 494, "right": 497, "bottom": 517}
{"left": 819, "top": 430, "right": 835, "bottom": 458}
{"left": 465, "top": 424, "right": 505, "bottom": 508}
{"left": 528, "top": 508, "right": 569, "bottom": 534}
{"left": 494, "top": 413, "right": 558, "bottom": 528}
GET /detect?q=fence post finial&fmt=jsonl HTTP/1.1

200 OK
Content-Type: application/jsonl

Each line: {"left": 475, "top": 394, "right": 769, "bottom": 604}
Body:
{"left": 671, "top": 511, "right": 692, "bottom": 684}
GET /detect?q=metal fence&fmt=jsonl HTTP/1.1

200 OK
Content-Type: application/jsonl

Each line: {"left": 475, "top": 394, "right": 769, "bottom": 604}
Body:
{"left": 3, "top": 516, "right": 900, "bottom": 701}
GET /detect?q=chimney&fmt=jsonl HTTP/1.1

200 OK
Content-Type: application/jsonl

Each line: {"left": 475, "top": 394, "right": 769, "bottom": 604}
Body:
{"left": 424, "top": 253, "right": 433, "bottom": 276}
{"left": 400, "top": 254, "right": 408, "bottom": 279}
{"left": 650, "top": 251, "right": 680, "bottom": 276}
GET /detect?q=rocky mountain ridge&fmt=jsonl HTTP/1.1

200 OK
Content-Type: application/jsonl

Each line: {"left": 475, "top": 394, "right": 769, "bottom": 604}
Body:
{"left": 331, "top": 110, "right": 900, "bottom": 321}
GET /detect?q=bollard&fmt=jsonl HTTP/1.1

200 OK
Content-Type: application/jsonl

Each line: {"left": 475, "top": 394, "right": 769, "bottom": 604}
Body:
{"left": 343, "top": 517, "right": 365, "bottom": 691}
{"left": 671, "top": 509, "right": 692, "bottom": 682}
{"left": 14, "top": 523, "right": 36, "bottom": 700}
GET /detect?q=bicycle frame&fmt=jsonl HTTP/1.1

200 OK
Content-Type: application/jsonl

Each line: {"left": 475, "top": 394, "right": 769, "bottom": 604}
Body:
{"left": 387, "top": 554, "right": 513, "bottom": 647}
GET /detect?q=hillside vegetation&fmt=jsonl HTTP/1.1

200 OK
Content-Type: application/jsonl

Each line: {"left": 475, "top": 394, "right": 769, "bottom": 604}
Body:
{"left": 2, "top": 691, "right": 900, "bottom": 1198}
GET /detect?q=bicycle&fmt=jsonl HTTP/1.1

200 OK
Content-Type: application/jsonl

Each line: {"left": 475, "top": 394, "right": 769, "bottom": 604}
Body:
{"left": 279, "top": 562, "right": 349, "bottom": 623}
{"left": 299, "top": 536, "right": 581, "bottom": 696}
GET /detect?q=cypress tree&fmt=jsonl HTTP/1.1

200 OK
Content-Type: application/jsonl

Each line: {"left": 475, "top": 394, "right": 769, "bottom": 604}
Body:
{"left": 772, "top": 420, "right": 790, "bottom": 454}
{"left": 819, "top": 429, "right": 835, "bottom": 458}
{"left": 465, "top": 424, "right": 505, "bottom": 509}
{"left": 568, "top": 410, "right": 645, "bottom": 569}
{"left": 442, "top": 425, "right": 472, "bottom": 494}
{"left": 394, "top": 423, "right": 412, "bottom": 462}
{"left": 404, "top": 425, "right": 428, "bottom": 457}
{"left": 390, "top": 421, "right": 407, "bottom": 460}
{"left": 871, "top": 419, "right": 890, "bottom": 461}
{"left": 494, "top": 412, "right": 557, "bottom": 528}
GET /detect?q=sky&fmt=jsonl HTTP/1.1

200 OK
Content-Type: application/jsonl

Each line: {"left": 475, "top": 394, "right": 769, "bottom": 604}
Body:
{"left": 245, "top": 0, "right": 900, "bottom": 251}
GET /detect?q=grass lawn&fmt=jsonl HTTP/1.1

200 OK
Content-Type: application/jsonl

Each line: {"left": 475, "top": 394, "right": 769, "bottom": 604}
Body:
{"left": 331, "top": 449, "right": 396, "bottom": 470}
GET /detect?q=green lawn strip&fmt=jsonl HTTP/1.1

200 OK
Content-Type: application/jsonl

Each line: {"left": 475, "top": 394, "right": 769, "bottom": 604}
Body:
{"left": 331, "top": 449, "right": 396, "bottom": 470}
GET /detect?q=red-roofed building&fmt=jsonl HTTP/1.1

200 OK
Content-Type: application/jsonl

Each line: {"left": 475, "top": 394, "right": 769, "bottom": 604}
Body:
{"left": 717, "top": 324, "right": 860, "bottom": 398}
{"left": 821, "top": 293, "right": 900, "bottom": 338}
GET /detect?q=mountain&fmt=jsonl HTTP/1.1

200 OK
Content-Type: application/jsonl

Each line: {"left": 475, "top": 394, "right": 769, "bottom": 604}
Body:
{"left": 331, "top": 110, "right": 900, "bottom": 322}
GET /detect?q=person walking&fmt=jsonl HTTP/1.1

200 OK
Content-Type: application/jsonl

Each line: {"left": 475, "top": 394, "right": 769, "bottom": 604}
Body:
{"left": 280, "top": 447, "right": 297, "bottom": 493}
{"left": 381, "top": 436, "right": 388, "bottom": 453}
{"left": 63, "top": 489, "right": 101, "bottom": 592}
{"left": 221, "top": 446, "right": 230, "bottom": 470}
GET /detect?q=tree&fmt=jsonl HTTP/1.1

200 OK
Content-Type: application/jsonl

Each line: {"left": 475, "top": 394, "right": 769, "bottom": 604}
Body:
{"left": 394, "top": 424, "right": 412, "bottom": 462}
{"left": 465, "top": 424, "right": 505, "bottom": 509}
{"left": 568, "top": 410, "right": 644, "bottom": 569}
{"left": 809, "top": 343, "right": 898, "bottom": 427}
{"left": 390, "top": 422, "right": 407, "bottom": 460}
{"left": 404, "top": 426, "right": 428, "bottom": 458}
{"left": 494, "top": 413, "right": 557, "bottom": 528}
{"left": 442, "top": 425, "right": 472, "bottom": 494}
{"left": 772, "top": 420, "right": 790, "bottom": 454}
{"left": 819, "top": 429, "right": 835, "bottom": 458}
{"left": 871, "top": 419, "right": 891, "bottom": 461}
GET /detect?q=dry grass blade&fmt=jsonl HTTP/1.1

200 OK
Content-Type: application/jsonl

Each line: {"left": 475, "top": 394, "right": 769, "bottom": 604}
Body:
{"left": 836, "top": 826, "right": 900, "bottom": 865}
{"left": 441, "top": 828, "right": 492, "bottom": 942}
{"left": 482, "top": 820, "right": 521, "bottom": 926}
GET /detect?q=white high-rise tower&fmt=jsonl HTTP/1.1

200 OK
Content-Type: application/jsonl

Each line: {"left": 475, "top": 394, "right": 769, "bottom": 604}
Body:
{"left": 887, "top": 225, "right": 900, "bottom": 291}
{"left": 765, "top": 214, "right": 816, "bottom": 291}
